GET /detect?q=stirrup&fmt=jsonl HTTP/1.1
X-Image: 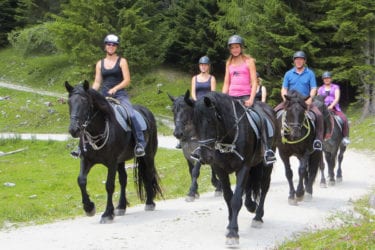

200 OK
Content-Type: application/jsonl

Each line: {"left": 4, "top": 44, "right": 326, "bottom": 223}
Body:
{"left": 70, "top": 148, "right": 81, "bottom": 159}
{"left": 134, "top": 144, "right": 145, "bottom": 157}
{"left": 313, "top": 139, "right": 323, "bottom": 151}
{"left": 264, "top": 150, "right": 276, "bottom": 165}
{"left": 342, "top": 137, "right": 350, "bottom": 146}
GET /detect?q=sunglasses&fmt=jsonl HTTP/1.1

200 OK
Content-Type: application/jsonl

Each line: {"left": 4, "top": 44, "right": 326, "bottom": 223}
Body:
{"left": 106, "top": 43, "right": 118, "bottom": 47}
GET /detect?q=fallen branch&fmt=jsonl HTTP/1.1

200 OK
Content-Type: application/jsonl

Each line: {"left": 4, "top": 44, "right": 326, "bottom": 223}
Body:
{"left": 0, "top": 148, "right": 28, "bottom": 157}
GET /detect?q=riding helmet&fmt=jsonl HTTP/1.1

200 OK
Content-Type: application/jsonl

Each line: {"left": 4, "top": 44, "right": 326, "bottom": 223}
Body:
{"left": 227, "top": 35, "right": 244, "bottom": 47}
{"left": 293, "top": 51, "right": 306, "bottom": 60}
{"left": 104, "top": 34, "right": 120, "bottom": 45}
{"left": 322, "top": 71, "right": 332, "bottom": 79}
{"left": 198, "top": 56, "right": 211, "bottom": 64}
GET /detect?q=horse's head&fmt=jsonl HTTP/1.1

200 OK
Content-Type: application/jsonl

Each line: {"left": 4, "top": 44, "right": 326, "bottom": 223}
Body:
{"left": 168, "top": 90, "right": 195, "bottom": 140}
{"left": 65, "top": 80, "right": 93, "bottom": 138}
{"left": 283, "top": 90, "right": 309, "bottom": 139}
{"left": 193, "top": 92, "right": 233, "bottom": 164}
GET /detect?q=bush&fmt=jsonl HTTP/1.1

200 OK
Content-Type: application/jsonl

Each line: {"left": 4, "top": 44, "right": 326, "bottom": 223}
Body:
{"left": 8, "top": 23, "right": 57, "bottom": 56}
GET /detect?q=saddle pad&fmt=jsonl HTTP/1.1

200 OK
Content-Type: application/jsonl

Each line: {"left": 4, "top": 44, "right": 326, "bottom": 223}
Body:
{"left": 245, "top": 109, "right": 261, "bottom": 139}
{"left": 109, "top": 102, "right": 147, "bottom": 131}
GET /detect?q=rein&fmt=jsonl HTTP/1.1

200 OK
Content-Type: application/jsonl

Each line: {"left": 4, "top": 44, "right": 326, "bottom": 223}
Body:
{"left": 199, "top": 100, "right": 246, "bottom": 161}
{"left": 82, "top": 119, "right": 110, "bottom": 151}
{"left": 281, "top": 111, "right": 311, "bottom": 144}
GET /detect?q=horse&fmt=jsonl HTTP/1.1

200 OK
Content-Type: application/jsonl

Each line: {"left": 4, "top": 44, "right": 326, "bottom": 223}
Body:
{"left": 65, "top": 80, "right": 162, "bottom": 223}
{"left": 276, "top": 90, "right": 322, "bottom": 205}
{"left": 191, "top": 91, "right": 277, "bottom": 246}
{"left": 314, "top": 95, "right": 347, "bottom": 187}
{"left": 168, "top": 90, "right": 222, "bottom": 202}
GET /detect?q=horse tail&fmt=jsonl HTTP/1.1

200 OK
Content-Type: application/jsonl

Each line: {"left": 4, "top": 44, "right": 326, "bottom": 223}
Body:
{"left": 133, "top": 105, "right": 163, "bottom": 201}
{"left": 133, "top": 158, "right": 163, "bottom": 201}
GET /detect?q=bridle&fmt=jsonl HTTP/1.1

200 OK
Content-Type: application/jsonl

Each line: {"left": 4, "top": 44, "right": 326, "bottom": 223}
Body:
{"left": 70, "top": 92, "right": 110, "bottom": 152}
{"left": 198, "top": 99, "right": 247, "bottom": 161}
{"left": 281, "top": 109, "right": 311, "bottom": 144}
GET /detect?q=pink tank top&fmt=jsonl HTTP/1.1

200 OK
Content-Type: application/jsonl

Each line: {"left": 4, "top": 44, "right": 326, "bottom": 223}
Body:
{"left": 228, "top": 60, "right": 251, "bottom": 97}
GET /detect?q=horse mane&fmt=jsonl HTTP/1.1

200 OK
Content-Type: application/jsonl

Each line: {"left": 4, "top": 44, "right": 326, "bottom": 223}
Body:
{"left": 194, "top": 92, "right": 236, "bottom": 133}
{"left": 86, "top": 88, "right": 116, "bottom": 119}
{"left": 284, "top": 90, "right": 308, "bottom": 110}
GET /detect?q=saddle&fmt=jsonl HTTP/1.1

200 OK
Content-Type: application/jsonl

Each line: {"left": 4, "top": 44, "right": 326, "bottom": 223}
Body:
{"left": 324, "top": 112, "right": 343, "bottom": 140}
{"left": 106, "top": 97, "right": 147, "bottom": 132}
{"left": 244, "top": 105, "right": 274, "bottom": 141}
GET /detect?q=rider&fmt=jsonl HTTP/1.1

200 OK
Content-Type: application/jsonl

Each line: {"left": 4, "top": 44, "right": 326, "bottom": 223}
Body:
{"left": 92, "top": 34, "right": 146, "bottom": 157}
{"left": 275, "top": 51, "right": 324, "bottom": 151}
{"left": 222, "top": 34, "right": 276, "bottom": 164}
{"left": 318, "top": 71, "right": 350, "bottom": 146}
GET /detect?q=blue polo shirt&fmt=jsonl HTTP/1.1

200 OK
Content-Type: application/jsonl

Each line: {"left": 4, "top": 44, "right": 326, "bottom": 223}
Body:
{"left": 282, "top": 67, "right": 317, "bottom": 97}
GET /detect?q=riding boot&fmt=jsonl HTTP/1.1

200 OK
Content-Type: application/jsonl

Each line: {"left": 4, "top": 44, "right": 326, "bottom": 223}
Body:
{"left": 130, "top": 116, "right": 146, "bottom": 157}
{"left": 70, "top": 147, "right": 81, "bottom": 158}
{"left": 263, "top": 134, "right": 276, "bottom": 165}
{"left": 311, "top": 106, "right": 323, "bottom": 151}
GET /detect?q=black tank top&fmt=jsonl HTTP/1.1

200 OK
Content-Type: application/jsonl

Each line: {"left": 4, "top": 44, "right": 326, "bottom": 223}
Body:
{"left": 100, "top": 57, "right": 125, "bottom": 96}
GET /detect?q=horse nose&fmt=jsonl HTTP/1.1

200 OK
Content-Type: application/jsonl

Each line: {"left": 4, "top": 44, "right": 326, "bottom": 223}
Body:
{"left": 69, "top": 126, "right": 80, "bottom": 138}
{"left": 173, "top": 130, "right": 183, "bottom": 139}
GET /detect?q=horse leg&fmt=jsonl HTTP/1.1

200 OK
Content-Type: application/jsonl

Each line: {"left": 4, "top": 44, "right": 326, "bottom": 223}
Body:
{"left": 225, "top": 166, "right": 250, "bottom": 246}
{"left": 304, "top": 151, "right": 321, "bottom": 201}
{"left": 100, "top": 165, "right": 116, "bottom": 224}
{"left": 325, "top": 151, "right": 336, "bottom": 186}
{"left": 336, "top": 145, "right": 346, "bottom": 183}
{"left": 210, "top": 166, "right": 223, "bottom": 196}
{"left": 280, "top": 156, "right": 297, "bottom": 205}
{"left": 296, "top": 156, "right": 308, "bottom": 201}
{"left": 252, "top": 163, "right": 273, "bottom": 228}
{"left": 319, "top": 154, "right": 327, "bottom": 188}
{"left": 77, "top": 159, "right": 96, "bottom": 217}
{"left": 186, "top": 160, "right": 200, "bottom": 202}
{"left": 115, "top": 162, "right": 128, "bottom": 216}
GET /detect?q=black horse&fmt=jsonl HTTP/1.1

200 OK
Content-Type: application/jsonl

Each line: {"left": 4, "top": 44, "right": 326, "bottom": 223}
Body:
{"left": 191, "top": 92, "right": 277, "bottom": 246}
{"left": 276, "top": 90, "right": 322, "bottom": 205}
{"left": 314, "top": 96, "right": 347, "bottom": 187}
{"left": 168, "top": 90, "right": 222, "bottom": 202}
{"left": 65, "top": 80, "right": 162, "bottom": 223}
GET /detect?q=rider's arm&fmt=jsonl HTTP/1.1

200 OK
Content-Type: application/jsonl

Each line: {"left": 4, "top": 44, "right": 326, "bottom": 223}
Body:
{"left": 92, "top": 60, "right": 102, "bottom": 91}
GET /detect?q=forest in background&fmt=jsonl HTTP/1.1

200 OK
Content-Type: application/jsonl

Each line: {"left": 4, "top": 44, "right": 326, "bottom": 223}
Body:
{"left": 1, "top": 0, "right": 374, "bottom": 118}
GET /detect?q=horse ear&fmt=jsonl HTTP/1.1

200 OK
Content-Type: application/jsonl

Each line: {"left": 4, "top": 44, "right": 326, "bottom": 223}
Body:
{"left": 167, "top": 92, "right": 175, "bottom": 102}
{"left": 184, "top": 90, "right": 195, "bottom": 107}
{"left": 65, "top": 81, "right": 73, "bottom": 93}
{"left": 83, "top": 80, "right": 90, "bottom": 91}
{"left": 203, "top": 96, "right": 212, "bottom": 107}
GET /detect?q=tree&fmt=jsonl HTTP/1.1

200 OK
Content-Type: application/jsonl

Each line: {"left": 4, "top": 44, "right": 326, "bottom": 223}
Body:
{"left": 316, "top": 0, "right": 375, "bottom": 119}
{"left": 165, "top": 0, "right": 224, "bottom": 74}
{"left": 0, "top": 0, "right": 20, "bottom": 47}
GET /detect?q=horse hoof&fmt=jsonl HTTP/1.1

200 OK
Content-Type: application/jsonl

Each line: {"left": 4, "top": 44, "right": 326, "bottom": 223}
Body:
{"left": 336, "top": 177, "right": 343, "bottom": 183}
{"left": 85, "top": 206, "right": 96, "bottom": 217}
{"left": 225, "top": 237, "right": 239, "bottom": 246}
{"left": 328, "top": 180, "right": 336, "bottom": 186}
{"left": 288, "top": 198, "right": 298, "bottom": 206}
{"left": 320, "top": 182, "right": 327, "bottom": 188}
{"left": 251, "top": 219, "right": 263, "bottom": 228}
{"left": 100, "top": 216, "right": 114, "bottom": 224}
{"left": 304, "top": 193, "right": 313, "bottom": 201}
{"left": 145, "top": 204, "right": 156, "bottom": 211}
{"left": 296, "top": 196, "right": 304, "bottom": 202}
{"left": 185, "top": 196, "right": 195, "bottom": 202}
{"left": 115, "top": 208, "right": 126, "bottom": 216}
{"left": 214, "top": 191, "right": 223, "bottom": 197}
